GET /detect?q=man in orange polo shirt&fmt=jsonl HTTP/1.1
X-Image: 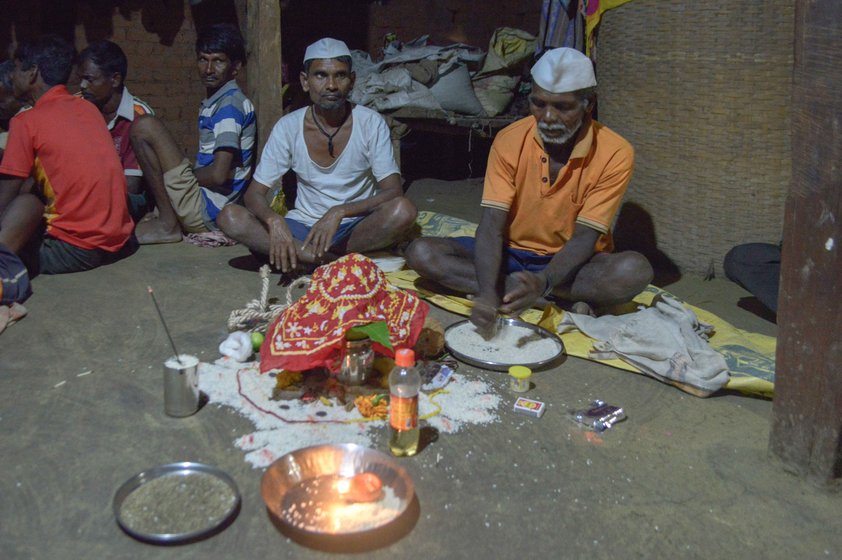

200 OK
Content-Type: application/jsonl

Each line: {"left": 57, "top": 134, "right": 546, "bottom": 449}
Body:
{"left": 406, "top": 47, "right": 653, "bottom": 336}
{"left": 0, "top": 35, "right": 135, "bottom": 275}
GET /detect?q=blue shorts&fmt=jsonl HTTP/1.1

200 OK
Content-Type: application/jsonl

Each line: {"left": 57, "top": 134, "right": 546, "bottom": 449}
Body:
{"left": 452, "top": 236, "right": 553, "bottom": 273}
{"left": 0, "top": 243, "right": 32, "bottom": 305}
{"left": 285, "top": 216, "right": 365, "bottom": 252}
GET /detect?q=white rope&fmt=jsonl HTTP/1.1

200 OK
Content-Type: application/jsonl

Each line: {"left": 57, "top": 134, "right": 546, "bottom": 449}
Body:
{"left": 227, "top": 265, "right": 311, "bottom": 332}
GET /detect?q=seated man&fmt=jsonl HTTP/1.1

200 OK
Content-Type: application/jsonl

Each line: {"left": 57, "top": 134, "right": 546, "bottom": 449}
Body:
{"left": 0, "top": 35, "right": 135, "bottom": 275}
{"left": 130, "top": 23, "right": 255, "bottom": 243}
{"left": 724, "top": 242, "right": 781, "bottom": 316}
{"left": 78, "top": 40, "right": 154, "bottom": 222}
{"left": 218, "top": 38, "right": 416, "bottom": 272}
{"left": 405, "top": 47, "right": 653, "bottom": 336}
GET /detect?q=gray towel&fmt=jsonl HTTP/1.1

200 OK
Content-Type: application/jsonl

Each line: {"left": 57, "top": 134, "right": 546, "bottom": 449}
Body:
{"left": 557, "top": 294, "right": 729, "bottom": 396}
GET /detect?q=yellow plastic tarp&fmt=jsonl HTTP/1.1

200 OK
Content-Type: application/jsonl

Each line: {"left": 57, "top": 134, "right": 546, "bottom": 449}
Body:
{"left": 389, "top": 212, "right": 776, "bottom": 398}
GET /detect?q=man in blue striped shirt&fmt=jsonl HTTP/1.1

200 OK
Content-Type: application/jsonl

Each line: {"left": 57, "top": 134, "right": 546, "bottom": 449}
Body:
{"left": 130, "top": 23, "right": 256, "bottom": 244}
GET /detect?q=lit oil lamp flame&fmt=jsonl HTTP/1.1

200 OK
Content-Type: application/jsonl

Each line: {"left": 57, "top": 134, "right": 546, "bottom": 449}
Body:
{"left": 335, "top": 477, "right": 351, "bottom": 494}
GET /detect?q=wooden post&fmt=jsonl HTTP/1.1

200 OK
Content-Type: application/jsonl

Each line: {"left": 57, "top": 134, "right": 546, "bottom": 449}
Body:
{"left": 769, "top": 0, "right": 842, "bottom": 488}
{"left": 246, "top": 0, "right": 282, "bottom": 153}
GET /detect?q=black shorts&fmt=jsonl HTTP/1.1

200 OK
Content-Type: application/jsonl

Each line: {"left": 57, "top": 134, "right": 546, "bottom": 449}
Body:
{"left": 36, "top": 235, "right": 138, "bottom": 275}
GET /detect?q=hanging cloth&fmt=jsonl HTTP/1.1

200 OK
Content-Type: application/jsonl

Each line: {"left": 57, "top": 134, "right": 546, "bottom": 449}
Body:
{"left": 584, "top": 0, "right": 636, "bottom": 55}
{"left": 536, "top": 0, "right": 585, "bottom": 56}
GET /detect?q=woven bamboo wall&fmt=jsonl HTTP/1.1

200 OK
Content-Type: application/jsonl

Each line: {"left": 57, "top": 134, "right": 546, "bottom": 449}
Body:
{"left": 597, "top": 0, "right": 794, "bottom": 277}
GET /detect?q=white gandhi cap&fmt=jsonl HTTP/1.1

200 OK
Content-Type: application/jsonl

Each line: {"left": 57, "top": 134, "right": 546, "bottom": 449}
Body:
{"left": 530, "top": 47, "right": 597, "bottom": 94}
{"left": 303, "top": 38, "right": 352, "bottom": 63}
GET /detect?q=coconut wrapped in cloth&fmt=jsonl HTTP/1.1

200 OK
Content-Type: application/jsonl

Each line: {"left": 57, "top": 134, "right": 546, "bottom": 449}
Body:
{"left": 260, "top": 254, "right": 429, "bottom": 374}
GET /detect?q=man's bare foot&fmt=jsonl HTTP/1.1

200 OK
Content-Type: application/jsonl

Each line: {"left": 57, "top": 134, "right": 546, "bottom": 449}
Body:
{"left": 135, "top": 218, "right": 183, "bottom": 244}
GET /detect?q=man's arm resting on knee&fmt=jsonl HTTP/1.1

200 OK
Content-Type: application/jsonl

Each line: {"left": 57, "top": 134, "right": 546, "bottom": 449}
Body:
{"left": 0, "top": 175, "right": 24, "bottom": 215}
{"left": 304, "top": 173, "right": 403, "bottom": 256}
{"left": 244, "top": 178, "right": 299, "bottom": 270}
{"left": 327, "top": 172, "right": 403, "bottom": 220}
{"left": 501, "top": 224, "right": 600, "bottom": 314}
{"left": 540, "top": 225, "right": 600, "bottom": 292}
{"left": 244, "top": 179, "right": 279, "bottom": 225}
{"left": 194, "top": 148, "right": 236, "bottom": 195}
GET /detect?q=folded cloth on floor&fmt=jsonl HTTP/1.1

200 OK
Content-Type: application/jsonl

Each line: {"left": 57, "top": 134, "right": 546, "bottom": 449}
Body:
{"left": 557, "top": 294, "right": 730, "bottom": 396}
{"left": 184, "top": 230, "right": 238, "bottom": 247}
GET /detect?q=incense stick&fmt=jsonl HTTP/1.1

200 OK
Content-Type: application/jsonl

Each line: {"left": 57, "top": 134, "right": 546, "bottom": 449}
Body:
{"left": 147, "top": 286, "right": 183, "bottom": 365}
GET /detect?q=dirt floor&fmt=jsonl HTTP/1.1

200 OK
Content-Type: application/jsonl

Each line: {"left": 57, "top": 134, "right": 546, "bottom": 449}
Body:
{"left": 1, "top": 178, "right": 839, "bottom": 559}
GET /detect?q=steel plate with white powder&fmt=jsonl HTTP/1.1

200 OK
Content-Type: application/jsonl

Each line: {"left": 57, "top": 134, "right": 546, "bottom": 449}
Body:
{"left": 444, "top": 318, "right": 564, "bottom": 371}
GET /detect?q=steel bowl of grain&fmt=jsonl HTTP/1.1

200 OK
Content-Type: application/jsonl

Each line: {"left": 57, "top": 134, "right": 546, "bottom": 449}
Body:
{"left": 113, "top": 462, "right": 241, "bottom": 544}
{"left": 261, "top": 443, "right": 415, "bottom": 543}
{"left": 444, "top": 318, "right": 565, "bottom": 371}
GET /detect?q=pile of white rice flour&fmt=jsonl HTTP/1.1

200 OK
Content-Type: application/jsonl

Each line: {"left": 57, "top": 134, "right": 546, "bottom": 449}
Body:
{"left": 199, "top": 358, "right": 501, "bottom": 468}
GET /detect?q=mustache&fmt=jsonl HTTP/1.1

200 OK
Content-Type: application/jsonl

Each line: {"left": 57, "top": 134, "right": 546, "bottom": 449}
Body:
{"left": 537, "top": 121, "right": 579, "bottom": 145}
{"left": 538, "top": 123, "right": 572, "bottom": 132}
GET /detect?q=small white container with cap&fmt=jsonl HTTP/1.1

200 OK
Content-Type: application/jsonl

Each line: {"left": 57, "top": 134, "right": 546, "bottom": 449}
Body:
{"left": 508, "top": 365, "right": 532, "bottom": 393}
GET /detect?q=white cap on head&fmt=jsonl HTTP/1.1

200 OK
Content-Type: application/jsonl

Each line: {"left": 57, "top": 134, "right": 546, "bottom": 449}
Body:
{"left": 303, "top": 38, "right": 352, "bottom": 64}
{"left": 530, "top": 47, "right": 597, "bottom": 94}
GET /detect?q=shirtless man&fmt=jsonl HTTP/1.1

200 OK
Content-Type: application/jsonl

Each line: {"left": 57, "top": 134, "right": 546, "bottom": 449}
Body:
{"left": 217, "top": 38, "right": 416, "bottom": 272}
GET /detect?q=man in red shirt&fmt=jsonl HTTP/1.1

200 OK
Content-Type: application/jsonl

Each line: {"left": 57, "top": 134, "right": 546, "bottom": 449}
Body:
{"left": 0, "top": 35, "right": 135, "bottom": 275}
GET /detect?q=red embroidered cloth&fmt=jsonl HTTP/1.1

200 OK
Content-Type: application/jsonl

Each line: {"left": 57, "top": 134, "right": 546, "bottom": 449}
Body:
{"left": 260, "top": 254, "right": 429, "bottom": 373}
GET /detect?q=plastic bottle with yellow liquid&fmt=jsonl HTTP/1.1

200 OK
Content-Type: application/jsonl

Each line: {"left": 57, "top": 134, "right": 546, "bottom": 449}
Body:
{"left": 388, "top": 348, "right": 420, "bottom": 457}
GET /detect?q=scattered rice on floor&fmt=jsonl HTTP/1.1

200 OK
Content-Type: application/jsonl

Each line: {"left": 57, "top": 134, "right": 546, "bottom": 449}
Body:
{"left": 199, "top": 357, "right": 501, "bottom": 468}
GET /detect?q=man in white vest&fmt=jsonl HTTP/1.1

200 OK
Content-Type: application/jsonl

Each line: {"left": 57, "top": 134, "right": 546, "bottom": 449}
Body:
{"left": 218, "top": 38, "right": 416, "bottom": 273}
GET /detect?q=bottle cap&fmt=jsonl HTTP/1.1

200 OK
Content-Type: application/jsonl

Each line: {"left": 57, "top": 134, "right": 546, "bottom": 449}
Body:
{"left": 508, "top": 365, "right": 532, "bottom": 379}
{"left": 395, "top": 348, "right": 415, "bottom": 367}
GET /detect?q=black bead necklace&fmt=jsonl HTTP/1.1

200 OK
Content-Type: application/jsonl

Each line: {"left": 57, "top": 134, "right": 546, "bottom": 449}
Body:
{"left": 311, "top": 105, "right": 350, "bottom": 157}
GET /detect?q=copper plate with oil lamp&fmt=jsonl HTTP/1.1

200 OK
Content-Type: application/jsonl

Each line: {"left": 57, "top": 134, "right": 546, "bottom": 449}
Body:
{"left": 261, "top": 443, "right": 415, "bottom": 537}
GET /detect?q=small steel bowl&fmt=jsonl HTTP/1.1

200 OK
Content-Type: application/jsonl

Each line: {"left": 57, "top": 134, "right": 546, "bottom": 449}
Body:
{"left": 261, "top": 443, "right": 415, "bottom": 538}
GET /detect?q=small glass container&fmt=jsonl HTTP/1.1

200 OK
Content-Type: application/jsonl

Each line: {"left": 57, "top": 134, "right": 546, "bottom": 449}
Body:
{"left": 338, "top": 333, "right": 373, "bottom": 386}
{"left": 508, "top": 365, "right": 532, "bottom": 393}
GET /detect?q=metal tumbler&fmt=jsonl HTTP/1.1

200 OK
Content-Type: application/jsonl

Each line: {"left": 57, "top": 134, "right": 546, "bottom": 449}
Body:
{"left": 163, "top": 354, "right": 200, "bottom": 417}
